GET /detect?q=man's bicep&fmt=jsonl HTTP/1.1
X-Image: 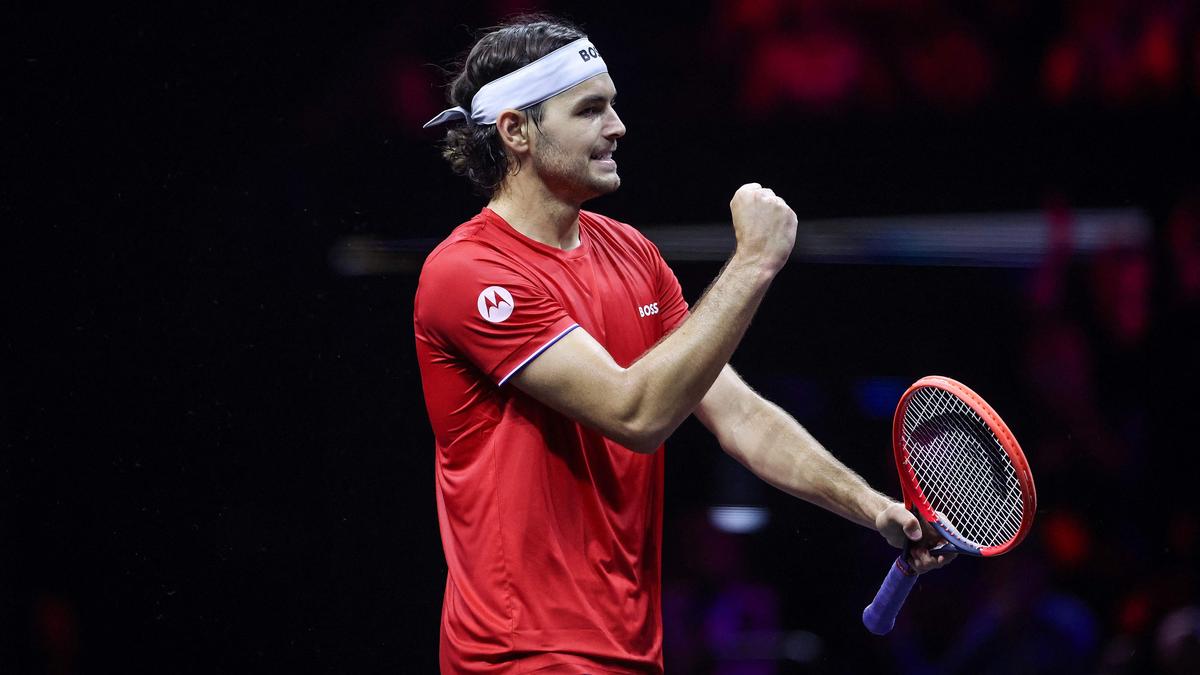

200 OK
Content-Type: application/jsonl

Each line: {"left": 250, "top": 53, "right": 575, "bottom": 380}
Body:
{"left": 509, "top": 327, "right": 639, "bottom": 444}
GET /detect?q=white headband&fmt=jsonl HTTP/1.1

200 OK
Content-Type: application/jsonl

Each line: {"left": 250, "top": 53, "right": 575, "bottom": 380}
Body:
{"left": 423, "top": 38, "right": 608, "bottom": 128}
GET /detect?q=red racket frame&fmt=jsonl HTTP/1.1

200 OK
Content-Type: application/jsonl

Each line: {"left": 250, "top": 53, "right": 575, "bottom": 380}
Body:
{"left": 893, "top": 375, "right": 1037, "bottom": 556}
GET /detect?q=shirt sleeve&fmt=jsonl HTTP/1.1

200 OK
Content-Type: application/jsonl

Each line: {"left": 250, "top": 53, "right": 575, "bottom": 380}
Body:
{"left": 652, "top": 244, "right": 690, "bottom": 333}
{"left": 415, "top": 244, "right": 579, "bottom": 385}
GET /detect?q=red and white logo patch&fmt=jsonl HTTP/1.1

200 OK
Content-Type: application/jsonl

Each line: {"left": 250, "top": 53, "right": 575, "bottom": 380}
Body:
{"left": 477, "top": 286, "right": 514, "bottom": 323}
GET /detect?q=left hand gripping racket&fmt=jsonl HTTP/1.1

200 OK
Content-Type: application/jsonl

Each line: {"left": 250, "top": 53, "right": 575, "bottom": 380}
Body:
{"left": 862, "top": 375, "right": 1037, "bottom": 635}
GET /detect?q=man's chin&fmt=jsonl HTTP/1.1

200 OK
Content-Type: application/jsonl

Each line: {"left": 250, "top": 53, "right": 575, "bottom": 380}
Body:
{"left": 593, "top": 173, "right": 621, "bottom": 195}
{"left": 571, "top": 177, "right": 618, "bottom": 205}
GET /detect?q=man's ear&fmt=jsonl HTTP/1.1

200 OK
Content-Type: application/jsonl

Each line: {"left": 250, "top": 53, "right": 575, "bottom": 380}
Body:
{"left": 495, "top": 109, "right": 530, "bottom": 156}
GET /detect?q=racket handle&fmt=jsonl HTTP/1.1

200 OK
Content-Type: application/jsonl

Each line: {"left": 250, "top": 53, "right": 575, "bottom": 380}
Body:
{"left": 862, "top": 556, "right": 918, "bottom": 635}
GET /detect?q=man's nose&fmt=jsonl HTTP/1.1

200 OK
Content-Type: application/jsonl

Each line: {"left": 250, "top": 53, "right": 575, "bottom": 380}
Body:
{"left": 606, "top": 109, "right": 626, "bottom": 139}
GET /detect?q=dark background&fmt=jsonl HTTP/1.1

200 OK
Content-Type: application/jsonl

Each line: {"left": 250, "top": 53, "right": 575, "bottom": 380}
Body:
{"left": 7, "top": 2, "right": 1200, "bottom": 673}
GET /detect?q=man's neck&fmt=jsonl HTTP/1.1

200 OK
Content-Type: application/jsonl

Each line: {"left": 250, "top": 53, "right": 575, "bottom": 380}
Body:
{"left": 487, "top": 180, "right": 583, "bottom": 251}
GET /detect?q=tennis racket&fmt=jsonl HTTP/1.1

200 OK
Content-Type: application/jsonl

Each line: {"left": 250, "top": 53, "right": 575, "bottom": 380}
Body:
{"left": 862, "top": 375, "right": 1037, "bottom": 635}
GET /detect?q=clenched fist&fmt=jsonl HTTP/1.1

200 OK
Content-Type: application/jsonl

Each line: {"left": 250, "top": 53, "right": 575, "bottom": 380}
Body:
{"left": 729, "top": 183, "right": 798, "bottom": 275}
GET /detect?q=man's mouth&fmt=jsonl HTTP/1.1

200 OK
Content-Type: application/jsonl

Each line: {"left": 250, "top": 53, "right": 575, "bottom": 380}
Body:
{"left": 590, "top": 146, "right": 616, "bottom": 161}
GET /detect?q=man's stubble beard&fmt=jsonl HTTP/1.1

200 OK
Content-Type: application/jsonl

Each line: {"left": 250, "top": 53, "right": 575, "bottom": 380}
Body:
{"left": 531, "top": 130, "right": 620, "bottom": 204}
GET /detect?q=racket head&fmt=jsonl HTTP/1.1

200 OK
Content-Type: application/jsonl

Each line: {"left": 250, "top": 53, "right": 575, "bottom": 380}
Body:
{"left": 892, "top": 375, "right": 1037, "bottom": 557}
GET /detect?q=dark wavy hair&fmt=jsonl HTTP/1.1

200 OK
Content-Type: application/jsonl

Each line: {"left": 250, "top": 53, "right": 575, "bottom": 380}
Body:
{"left": 437, "top": 15, "right": 586, "bottom": 196}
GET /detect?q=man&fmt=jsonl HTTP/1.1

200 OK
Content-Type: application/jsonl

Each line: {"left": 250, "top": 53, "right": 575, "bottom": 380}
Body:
{"left": 415, "top": 16, "right": 953, "bottom": 674}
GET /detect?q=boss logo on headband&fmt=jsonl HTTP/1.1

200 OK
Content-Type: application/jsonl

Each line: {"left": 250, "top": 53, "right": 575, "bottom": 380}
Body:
{"left": 423, "top": 38, "right": 609, "bottom": 128}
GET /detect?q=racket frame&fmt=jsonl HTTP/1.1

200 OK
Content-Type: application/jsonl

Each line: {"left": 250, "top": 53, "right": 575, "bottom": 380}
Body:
{"left": 892, "top": 375, "right": 1037, "bottom": 557}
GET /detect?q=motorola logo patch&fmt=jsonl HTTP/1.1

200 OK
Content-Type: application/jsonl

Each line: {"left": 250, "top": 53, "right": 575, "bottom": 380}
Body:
{"left": 477, "top": 286, "right": 515, "bottom": 323}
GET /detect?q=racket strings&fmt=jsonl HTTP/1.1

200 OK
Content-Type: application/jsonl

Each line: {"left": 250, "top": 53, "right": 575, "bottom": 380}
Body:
{"left": 916, "top": 422, "right": 1022, "bottom": 546}
{"left": 903, "top": 388, "right": 1023, "bottom": 548}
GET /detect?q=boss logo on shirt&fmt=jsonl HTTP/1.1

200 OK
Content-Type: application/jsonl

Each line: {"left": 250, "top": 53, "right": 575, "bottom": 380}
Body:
{"left": 477, "top": 286, "right": 515, "bottom": 323}
{"left": 637, "top": 302, "right": 659, "bottom": 318}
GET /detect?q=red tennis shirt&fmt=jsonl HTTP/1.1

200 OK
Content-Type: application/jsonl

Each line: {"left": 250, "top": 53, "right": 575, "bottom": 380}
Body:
{"left": 414, "top": 207, "right": 689, "bottom": 673}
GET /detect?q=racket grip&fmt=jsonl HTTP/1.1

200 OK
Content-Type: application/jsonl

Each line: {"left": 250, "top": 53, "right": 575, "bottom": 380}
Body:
{"left": 862, "top": 556, "right": 918, "bottom": 635}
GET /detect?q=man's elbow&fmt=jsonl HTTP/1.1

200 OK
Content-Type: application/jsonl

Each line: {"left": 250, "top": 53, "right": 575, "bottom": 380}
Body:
{"left": 609, "top": 412, "right": 668, "bottom": 454}
{"left": 603, "top": 377, "right": 670, "bottom": 453}
{"left": 614, "top": 427, "right": 665, "bottom": 454}
{"left": 624, "top": 429, "right": 665, "bottom": 454}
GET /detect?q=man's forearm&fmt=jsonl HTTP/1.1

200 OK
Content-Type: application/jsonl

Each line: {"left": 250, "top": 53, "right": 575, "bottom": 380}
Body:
{"left": 698, "top": 368, "right": 955, "bottom": 571}
{"left": 722, "top": 395, "right": 893, "bottom": 529}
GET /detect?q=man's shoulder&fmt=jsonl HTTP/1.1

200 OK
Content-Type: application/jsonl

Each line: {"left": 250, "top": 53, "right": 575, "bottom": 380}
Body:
{"left": 414, "top": 212, "right": 513, "bottom": 330}
{"left": 581, "top": 209, "right": 662, "bottom": 261}
{"left": 581, "top": 209, "right": 655, "bottom": 247}
{"left": 421, "top": 211, "right": 508, "bottom": 276}
{"left": 581, "top": 208, "right": 634, "bottom": 234}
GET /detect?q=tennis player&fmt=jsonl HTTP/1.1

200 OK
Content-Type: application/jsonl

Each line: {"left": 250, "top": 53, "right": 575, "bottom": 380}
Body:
{"left": 415, "top": 15, "right": 953, "bottom": 674}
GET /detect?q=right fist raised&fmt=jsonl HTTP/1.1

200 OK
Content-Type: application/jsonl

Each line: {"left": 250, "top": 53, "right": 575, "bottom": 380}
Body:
{"left": 729, "top": 182, "right": 798, "bottom": 274}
